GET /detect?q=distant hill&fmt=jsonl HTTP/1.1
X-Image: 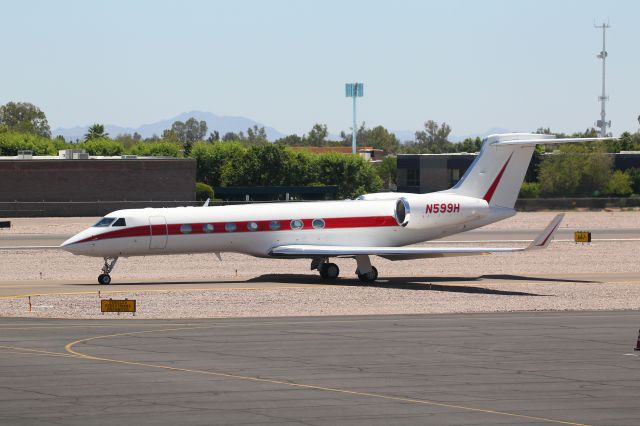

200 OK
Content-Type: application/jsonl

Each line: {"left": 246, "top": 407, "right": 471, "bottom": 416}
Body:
{"left": 52, "top": 111, "right": 285, "bottom": 142}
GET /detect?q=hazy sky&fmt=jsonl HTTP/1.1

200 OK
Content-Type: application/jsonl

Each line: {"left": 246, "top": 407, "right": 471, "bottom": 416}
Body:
{"left": 2, "top": 0, "right": 638, "bottom": 137}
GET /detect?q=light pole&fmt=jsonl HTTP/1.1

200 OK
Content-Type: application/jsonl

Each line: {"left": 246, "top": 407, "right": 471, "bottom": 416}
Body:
{"left": 594, "top": 22, "right": 611, "bottom": 137}
{"left": 345, "top": 82, "right": 363, "bottom": 154}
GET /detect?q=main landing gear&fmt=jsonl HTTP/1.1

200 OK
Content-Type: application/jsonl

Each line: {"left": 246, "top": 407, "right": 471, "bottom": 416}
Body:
{"left": 356, "top": 266, "right": 378, "bottom": 283}
{"left": 311, "top": 255, "right": 379, "bottom": 283}
{"left": 355, "top": 254, "right": 378, "bottom": 283}
{"left": 98, "top": 257, "right": 118, "bottom": 285}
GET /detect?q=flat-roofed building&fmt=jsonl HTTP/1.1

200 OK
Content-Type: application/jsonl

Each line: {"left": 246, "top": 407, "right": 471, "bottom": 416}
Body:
{"left": 0, "top": 152, "right": 196, "bottom": 216}
{"left": 396, "top": 153, "right": 476, "bottom": 193}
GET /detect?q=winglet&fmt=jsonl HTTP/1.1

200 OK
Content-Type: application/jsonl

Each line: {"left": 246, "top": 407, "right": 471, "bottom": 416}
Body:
{"left": 203, "top": 198, "right": 210, "bottom": 207}
{"left": 526, "top": 214, "right": 564, "bottom": 250}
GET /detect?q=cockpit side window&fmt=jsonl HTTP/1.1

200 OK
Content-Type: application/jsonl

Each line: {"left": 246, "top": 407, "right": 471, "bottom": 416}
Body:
{"left": 93, "top": 217, "right": 116, "bottom": 227}
{"left": 112, "top": 218, "right": 127, "bottom": 227}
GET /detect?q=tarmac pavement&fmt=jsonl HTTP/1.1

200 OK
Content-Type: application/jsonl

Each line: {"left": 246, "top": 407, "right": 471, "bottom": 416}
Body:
{"left": 1, "top": 312, "right": 640, "bottom": 425}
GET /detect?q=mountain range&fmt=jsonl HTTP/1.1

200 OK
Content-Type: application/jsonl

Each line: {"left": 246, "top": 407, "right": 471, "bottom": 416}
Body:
{"left": 52, "top": 110, "right": 509, "bottom": 143}
{"left": 52, "top": 111, "right": 286, "bottom": 142}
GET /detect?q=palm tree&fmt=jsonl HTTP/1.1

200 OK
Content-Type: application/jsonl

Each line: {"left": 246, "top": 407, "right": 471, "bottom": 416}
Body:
{"left": 84, "top": 124, "right": 109, "bottom": 140}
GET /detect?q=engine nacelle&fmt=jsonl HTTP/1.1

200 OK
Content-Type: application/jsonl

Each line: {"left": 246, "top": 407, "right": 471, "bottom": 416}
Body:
{"left": 394, "top": 193, "right": 489, "bottom": 230}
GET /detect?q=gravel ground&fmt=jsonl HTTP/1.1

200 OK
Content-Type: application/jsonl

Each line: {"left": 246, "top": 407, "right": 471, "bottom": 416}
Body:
{"left": 2, "top": 281, "right": 640, "bottom": 319}
{"left": 0, "top": 211, "right": 639, "bottom": 318}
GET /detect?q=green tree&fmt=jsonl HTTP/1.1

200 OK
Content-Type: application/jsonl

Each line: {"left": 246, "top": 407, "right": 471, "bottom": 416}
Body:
{"left": 363, "top": 125, "right": 400, "bottom": 154}
{"left": 85, "top": 124, "right": 109, "bottom": 141}
{"left": 222, "top": 131, "right": 244, "bottom": 142}
{"left": 457, "top": 137, "right": 482, "bottom": 153}
{"left": 242, "top": 144, "right": 290, "bottom": 185}
{"left": 377, "top": 156, "right": 397, "bottom": 189}
{"left": 538, "top": 145, "right": 612, "bottom": 197}
{"left": 315, "top": 152, "right": 383, "bottom": 198}
{"left": 519, "top": 182, "right": 541, "bottom": 198}
{"left": 207, "top": 130, "right": 220, "bottom": 142}
{"left": 305, "top": 123, "right": 329, "bottom": 146}
{"left": 605, "top": 170, "right": 633, "bottom": 197}
{"left": 275, "top": 134, "right": 303, "bottom": 146}
{"left": 81, "top": 138, "right": 123, "bottom": 156}
{"left": 0, "top": 132, "right": 58, "bottom": 155}
{"left": 415, "top": 120, "right": 452, "bottom": 153}
{"left": 195, "top": 182, "right": 214, "bottom": 201}
{"left": 246, "top": 125, "right": 268, "bottom": 144}
{"left": 115, "top": 133, "right": 141, "bottom": 149}
{"left": 169, "top": 117, "right": 208, "bottom": 155}
{"left": 128, "top": 141, "right": 181, "bottom": 157}
{"left": 190, "top": 141, "right": 246, "bottom": 186}
{"left": 0, "top": 102, "right": 51, "bottom": 137}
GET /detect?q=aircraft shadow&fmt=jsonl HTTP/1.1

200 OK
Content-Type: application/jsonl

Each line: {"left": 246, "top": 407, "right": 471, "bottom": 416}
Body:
{"left": 69, "top": 273, "right": 598, "bottom": 297}
{"left": 246, "top": 274, "right": 589, "bottom": 296}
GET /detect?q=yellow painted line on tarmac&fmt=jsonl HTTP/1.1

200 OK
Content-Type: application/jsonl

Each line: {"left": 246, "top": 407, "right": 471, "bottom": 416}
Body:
{"left": 0, "top": 345, "right": 76, "bottom": 358}
{"left": 63, "top": 326, "right": 590, "bottom": 426}
{"left": 0, "top": 284, "right": 340, "bottom": 300}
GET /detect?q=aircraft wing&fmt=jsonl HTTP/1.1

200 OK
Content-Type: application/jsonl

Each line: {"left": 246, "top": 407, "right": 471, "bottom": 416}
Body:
{"left": 269, "top": 214, "right": 564, "bottom": 260}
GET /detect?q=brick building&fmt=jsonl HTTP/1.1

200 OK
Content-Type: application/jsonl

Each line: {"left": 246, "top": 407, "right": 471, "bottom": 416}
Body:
{"left": 0, "top": 154, "right": 196, "bottom": 216}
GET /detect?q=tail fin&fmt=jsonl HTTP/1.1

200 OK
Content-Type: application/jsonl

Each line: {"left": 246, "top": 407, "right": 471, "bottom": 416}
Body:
{"left": 446, "top": 133, "right": 609, "bottom": 208}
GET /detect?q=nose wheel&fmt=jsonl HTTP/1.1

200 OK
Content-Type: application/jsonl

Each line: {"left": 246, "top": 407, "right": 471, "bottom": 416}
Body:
{"left": 98, "top": 257, "right": 118, "bottom": 285}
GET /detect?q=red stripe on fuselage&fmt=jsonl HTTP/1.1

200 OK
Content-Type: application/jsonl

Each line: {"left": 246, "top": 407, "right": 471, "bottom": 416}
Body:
{"left": 483, "top": 153, "right": 513, "bottom": 203}
{"left": 72, "top": 215, "right": 399, "bottom": 244}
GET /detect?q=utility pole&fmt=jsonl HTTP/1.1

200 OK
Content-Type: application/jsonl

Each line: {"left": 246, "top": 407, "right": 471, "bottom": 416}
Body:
{"left": 594, "top": 22, "right": 611, "bottom": 137}
{"left": 345, "top": 82, "right": 363, "bottom": 154}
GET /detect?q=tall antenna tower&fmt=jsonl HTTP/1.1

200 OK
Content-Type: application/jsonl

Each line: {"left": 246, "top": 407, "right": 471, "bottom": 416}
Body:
{"left": 594, "top": 21, "right": 611, "bottom": 137}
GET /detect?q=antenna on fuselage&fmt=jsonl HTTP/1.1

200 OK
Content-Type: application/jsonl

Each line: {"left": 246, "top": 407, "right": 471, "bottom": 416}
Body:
{"left": 203, "top": 198, "right": 210, "bottom": 207}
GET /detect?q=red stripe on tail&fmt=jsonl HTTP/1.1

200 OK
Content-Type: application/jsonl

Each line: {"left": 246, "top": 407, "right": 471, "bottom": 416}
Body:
{"left": 483, "top": 153, "right": 513, "bottom": 203}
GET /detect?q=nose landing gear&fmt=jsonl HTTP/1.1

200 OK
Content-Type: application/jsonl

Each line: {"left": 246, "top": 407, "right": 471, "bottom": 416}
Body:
{"left": 98, "top": 257, "right": 118, "bottom": 285}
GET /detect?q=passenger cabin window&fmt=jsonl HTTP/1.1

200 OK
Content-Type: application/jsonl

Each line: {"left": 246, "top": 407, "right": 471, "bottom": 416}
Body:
{"left": 112, "top": 218, "right": 126, "bottom": 227}
{"left": 93, "top": 217, "right": 116, "bottom": 227}
{"left": 225, "top": 223, "right": 237, "bottom": 232}
{"left": 269, "top": 221, "right": 281, "bottom": 231}
{"left": 203, "top": 224, "right": 214, "bottom": 233}
{"left": 247, "top": 222, "right": 258, "bottom": 232}
{"left": 290, "top": 219, "right": 303, "bottom": 230}
{"left": 180, "top": 224, "right": 192, "bottom": 234}
{"left": 312, "top": 219, "right": 325, "bottom": 229}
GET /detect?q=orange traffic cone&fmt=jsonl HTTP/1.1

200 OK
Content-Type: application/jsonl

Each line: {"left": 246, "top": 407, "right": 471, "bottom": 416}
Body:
{"left": 635, "top": 329, "right": 640, "bottom": 351}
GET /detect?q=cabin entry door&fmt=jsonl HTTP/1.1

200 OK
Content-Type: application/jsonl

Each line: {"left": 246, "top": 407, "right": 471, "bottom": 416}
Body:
{"left": 149, "top": 216, "right": 168, "bottom": 249}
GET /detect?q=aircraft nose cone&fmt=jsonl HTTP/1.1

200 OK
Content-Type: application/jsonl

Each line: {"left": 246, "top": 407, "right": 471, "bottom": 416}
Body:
{"left": 60, "top": 230, "right": 94, "bottom": 254}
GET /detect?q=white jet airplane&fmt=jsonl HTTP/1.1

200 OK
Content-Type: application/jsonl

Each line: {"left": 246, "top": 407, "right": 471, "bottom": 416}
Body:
{"left": 62, "top": 133, "right": 603, "bottom": 285}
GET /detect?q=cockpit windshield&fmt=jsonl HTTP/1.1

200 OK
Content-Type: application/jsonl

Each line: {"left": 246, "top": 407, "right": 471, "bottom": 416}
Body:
{"left": 93, "top": 217, "right": 116, "bottom": 227}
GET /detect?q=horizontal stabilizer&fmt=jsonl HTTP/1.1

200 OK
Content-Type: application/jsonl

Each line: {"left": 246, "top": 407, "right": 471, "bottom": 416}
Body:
{"left": 491, "top": 137, "right": 611, "bottom": 147}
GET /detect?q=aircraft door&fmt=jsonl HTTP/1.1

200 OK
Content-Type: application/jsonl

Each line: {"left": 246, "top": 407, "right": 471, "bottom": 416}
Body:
{"left": 149, "top": 216, "right": 168, "bottom": 249}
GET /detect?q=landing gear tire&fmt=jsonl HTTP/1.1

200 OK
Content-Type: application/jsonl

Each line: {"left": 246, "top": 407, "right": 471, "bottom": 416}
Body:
{"left": 319, "top": 263, "right": 340, "bottom": 280}
{"left": 357, "top": 266, "right": 378, "bottom": 283}
{"left": 98, "top": 257, "right": 118, "bottom": 285}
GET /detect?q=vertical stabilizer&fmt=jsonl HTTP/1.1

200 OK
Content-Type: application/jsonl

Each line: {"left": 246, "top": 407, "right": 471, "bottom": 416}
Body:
{"left": 445, "top": 133, "right": 608, "bottom": 209}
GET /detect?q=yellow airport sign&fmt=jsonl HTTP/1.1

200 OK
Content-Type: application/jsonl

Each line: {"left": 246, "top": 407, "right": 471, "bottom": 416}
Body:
{"left": 574, "top": 231, "right": 591, "bottom": 243}
{"left": 101, "top": 299, "right": 136, "bottom": 313}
